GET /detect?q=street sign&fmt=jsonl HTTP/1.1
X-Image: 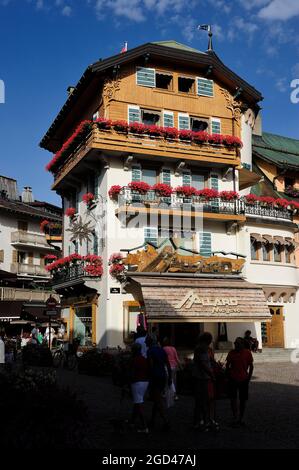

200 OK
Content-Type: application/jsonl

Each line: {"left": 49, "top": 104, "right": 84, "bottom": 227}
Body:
{"left": 46, "top": 296, "right": 58, "bottom": 309}
{"left": 110, "top": 287, "right": 121, "bottom": 294}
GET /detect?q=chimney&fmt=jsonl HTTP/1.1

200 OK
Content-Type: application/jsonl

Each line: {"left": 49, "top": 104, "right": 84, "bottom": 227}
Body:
{"left": 67, "top": 86, "right": 75, "bottom": 97}
{"left": 22, "top": 186, "right": 34, "bottom": 203}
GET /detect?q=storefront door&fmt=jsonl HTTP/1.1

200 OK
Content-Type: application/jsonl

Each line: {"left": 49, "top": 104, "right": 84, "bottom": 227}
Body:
{"left": 73, "top": 306, "right": 93, "bottom": 346}
{"left": 262, "top": 306, "right": 284, "bottom": 348}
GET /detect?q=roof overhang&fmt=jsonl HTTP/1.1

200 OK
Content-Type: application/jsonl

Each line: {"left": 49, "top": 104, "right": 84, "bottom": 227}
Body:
{"left": 127, "top": 274, "right": 271, "bottom": 322}
{"left": 238, "top": 167, "right": 262, "bottom": 190}
{"left": 40, "top": 42, "right": 263, "bottom": 152}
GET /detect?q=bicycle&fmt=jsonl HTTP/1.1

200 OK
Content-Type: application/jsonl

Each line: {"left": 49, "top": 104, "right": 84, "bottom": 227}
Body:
{"left": 52, "top": 341, "right": 77, "bottom": 370}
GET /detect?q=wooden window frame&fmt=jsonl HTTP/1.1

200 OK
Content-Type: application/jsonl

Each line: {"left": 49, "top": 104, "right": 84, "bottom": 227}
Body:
{"left": 178, "top": 75, "right": 196, "bottom": 95}
{"left": 155, "top": 70, "right": 173, "bottom": 91}
{"left": 250, "top": 238, "right": 260, "bottom": 261}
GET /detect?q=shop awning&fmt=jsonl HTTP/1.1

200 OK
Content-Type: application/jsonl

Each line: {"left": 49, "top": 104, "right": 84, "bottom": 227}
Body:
{"left": 273, "top": 236, "right": 288, "bottom": 246}
{"left": 285, "top": 237, "right": 296, "bottom": 247}
{"left": 238, "top": 167, "right": 261, "bottom": 190}
{"left": 128, "top": 275, "right": 271, "bottom": 322}
{"left": 263, "top": 234, "right": 273, "bottom": 244}
{"left": 251, "top": 233, "right": 263, "bottom": 243}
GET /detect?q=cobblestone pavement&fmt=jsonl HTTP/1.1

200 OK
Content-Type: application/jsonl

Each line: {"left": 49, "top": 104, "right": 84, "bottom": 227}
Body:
{"left": 58, "top": 362, "right": 299, "bottom": 449}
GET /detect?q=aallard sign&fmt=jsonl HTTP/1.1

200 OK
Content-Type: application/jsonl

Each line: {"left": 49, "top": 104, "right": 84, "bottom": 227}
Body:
{"left": 176, "top": 290, "right": 241, "bottom": 314}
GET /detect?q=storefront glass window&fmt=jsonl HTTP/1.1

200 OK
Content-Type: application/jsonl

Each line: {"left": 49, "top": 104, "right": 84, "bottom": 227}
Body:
{"left": 73, "top": 306, "right": 92, "bottom": 346}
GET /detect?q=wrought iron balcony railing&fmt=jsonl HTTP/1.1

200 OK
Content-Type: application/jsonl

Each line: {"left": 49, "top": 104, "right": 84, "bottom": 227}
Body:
{"left": 50, "top": 261, "right": 102, "bottom": 287}
{"left": 116, "top": 188, "right": 293, "bottom": 221}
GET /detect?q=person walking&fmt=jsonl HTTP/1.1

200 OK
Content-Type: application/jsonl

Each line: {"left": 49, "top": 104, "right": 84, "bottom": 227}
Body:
{"left": 129, "top": 343, "right": 150, "bottom": 433}
{"left": 146, "top": 335, "right": 172, "bottom": 431}
{"left": 134, "top": 326, "right": 148, "bottom": 358}
{"left": 192, "top": 332, "right": 218, "bottom": 431}
{"left": 226, "top": 337, "right": 254, "bottom": 426}
{"left": 162, "top": 337, "right": 180, "bottom": 400}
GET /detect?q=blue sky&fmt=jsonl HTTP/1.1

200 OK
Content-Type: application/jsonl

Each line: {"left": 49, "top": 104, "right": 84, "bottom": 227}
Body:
{"left": 0, "top": 0, "right": 299, "bottom": 205}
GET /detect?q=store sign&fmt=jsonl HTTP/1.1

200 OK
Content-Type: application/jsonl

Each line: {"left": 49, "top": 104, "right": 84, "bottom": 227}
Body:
{"left": 110, "top": 288, "right": 121, "bottom": 294}
{"left": 175, "top": 291, "right": 240, "bottom": 314}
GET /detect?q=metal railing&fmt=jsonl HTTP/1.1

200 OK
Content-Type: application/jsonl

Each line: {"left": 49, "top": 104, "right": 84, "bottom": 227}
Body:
{"left": 51, "top": 262, "right": 101, "bottom": 286}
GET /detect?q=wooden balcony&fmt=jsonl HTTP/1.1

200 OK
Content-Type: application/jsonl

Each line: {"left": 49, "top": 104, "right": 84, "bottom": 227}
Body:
{"left": 115, "top": 189, "right": 293, "bottom": 225}
{"left": 11, "top": 231, "right": 56, "bottom": 249}
{"left": 0, "top": 287, "right": 54, "bottom": 302}
{"left": 52, "top": 124, "right": 241, "bottom": 188}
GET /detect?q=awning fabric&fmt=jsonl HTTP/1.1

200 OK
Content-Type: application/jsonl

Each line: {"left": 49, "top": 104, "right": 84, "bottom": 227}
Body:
{"left": 274, "top": 236, "right": 287, "bottom": 245}
{"left": 251, "top": 233, "right": 263, "bottom": 243}
{"left": 263, "top": 234, "right": 273, "bottom": 244}
{"left": 285, "top": 237, "right": 295, "bottom": 247}
{"left": 238, "top": 167, "right": 261, "bottom": 191}
{"left": 129, "top": 276, "right": 271, "bottom": 322}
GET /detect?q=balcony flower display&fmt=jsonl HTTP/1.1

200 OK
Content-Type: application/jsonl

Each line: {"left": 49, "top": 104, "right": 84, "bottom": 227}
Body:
{"left": 46, "top": 253, "right": 103, "bottom": 278}
{"left": 152, "top": 183, "right": 173, "bottom": 197}
{"left": 208, "top": 134, "right": 223, "bottom": 145}
{"left": 112, "top": 120, "right": 128, "bottom": 132}
{"left": 146, "top": 125, "right": 164, "bottom": 137}
{"left": 289, "top": 200, "right": 299, "bottom": 210}
{"left": 285, "top": 185, "right": 299, "bottom": 198}
{"left": 83, "top": 255, "right": 103, "bottom": 277}
{"left": 95, "top": 117, "right": 112, "bottom": 129}
{"left": 219, "top": 191, "right": 239, "bottom": 201}
{"left": 223, "top": 135, "right": 243, "bottom": 148}
{"left": 129, "top": 122, "right": 147, "bottom": 134}
{"left": 193, "top": 131, "right": 209, "bottom": 144}
{"left": 175, "top": 186, "right": 198, "bottom": 197}
{"left": 109, "top": 253, "right": 124, "bottom": 264}
{"left": 108, "top": 185, "right": 123, "bottom": 199}
{"left": 46, "top": 120, "right": 92, "bottom": 173}
{"left": 258, "top": 196, "right": 277, "bottom": 207}
{"left": 196, "top": 188, "right": 219, "bottom": 201}
{"left": 178, "top": 130, "right": 193, "bottom": 141}
{"left": 163, "top": 127, "right": 179, "bottom": 139}
{"left": 128, "top": 181, "right": 151, "bottom": 194}
{"left": 275, "top": 198, "right": 290, "bottom": 208}
{"left": 82, "top": 192, "right": 95, "bottom": 208}
{"left": 40, "top": 219, "right": 50, "bottom": 232}
{"left": 65, "top": 207, "right": 76, "bottom": 219}
{"left": 244, "top": 194, "right": 259, "bottom": 205}
{"left": 44, "top": 254, "right": 58, "bottom": 265}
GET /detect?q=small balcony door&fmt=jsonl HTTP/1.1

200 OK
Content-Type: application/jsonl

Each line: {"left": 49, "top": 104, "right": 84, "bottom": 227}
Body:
{"left": 262, "top": 306, "right": 284, "bottom": 348}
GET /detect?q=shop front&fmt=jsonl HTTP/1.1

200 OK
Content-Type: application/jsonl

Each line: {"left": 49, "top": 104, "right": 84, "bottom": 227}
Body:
{"left": 126, "top": 274, "right": 271, "bottom": 349}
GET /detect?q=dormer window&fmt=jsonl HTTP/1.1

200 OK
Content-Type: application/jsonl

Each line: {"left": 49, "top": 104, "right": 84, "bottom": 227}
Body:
{"left": 178, "top": 76, "right": 195, "bottom": 94}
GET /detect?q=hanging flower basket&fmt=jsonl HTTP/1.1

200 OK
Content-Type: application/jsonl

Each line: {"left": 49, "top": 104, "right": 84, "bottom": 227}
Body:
{"left": 82, "top": 192, "right": 95, "bottom": 208}
{"left": 109, "top": 253, "right": 124, "bottom": 264}
{"left": 108, "top": 185, "right": 123, "bottom": 199}
{"left": 109, "top": 263, "right": 125, "bottom": 280}
{"left": 65, "top": 207, "right": 76, "bottom": 219}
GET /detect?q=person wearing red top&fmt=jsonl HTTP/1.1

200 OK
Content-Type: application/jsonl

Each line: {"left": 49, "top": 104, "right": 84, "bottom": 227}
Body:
{"left": 130, "top": 342, "right": 150, "bottom": 433}
{"left": 226, "top": 337, "right": 254, "bottom": 426}
{"left": 162, "top": 337, "right": 180, "bottom": 400}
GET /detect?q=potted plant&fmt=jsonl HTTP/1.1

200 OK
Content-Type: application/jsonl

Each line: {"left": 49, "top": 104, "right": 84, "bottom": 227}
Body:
{"left": 109, "top": 253, "right": 124, "bottom": 264}
{"left": 152, "top": 183, "right": 173, "bottom": 198}
{"left": 175, "top": 185, "right": 197, "bottom": 203}
{"left": 109, "top": 263, "right": 126, "bottom": 281}
{"left": 196, "top": 188, "right": 219, "bottom": 203}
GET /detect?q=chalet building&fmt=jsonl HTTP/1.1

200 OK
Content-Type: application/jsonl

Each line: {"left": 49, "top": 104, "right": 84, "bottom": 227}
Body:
{"left": 0, "top": 175, "right": 62, "bottom": 323}
{"left": 41, "top": 39, "right": 299, "bottom": 350}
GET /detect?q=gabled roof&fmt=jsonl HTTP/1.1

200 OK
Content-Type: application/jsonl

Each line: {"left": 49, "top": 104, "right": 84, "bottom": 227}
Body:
{"left": 0, "top": 197, "right": 61, "bottom": 221}
{"left": 40, "top": 40, "right": 263, "bottom": 152}
{"left": 253, "top": 132, "right": 299, "bottom": 169}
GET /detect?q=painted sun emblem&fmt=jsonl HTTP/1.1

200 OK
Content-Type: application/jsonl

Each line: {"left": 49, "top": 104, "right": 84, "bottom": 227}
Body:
{"left": 66, "top": 216, "right": 94, "bottom": 245}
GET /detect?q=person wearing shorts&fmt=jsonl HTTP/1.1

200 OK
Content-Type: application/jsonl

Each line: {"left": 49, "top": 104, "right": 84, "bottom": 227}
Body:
{"left": 226, "top": 337, "right": 254, "bottom": 426}
{"left": 130, "top": 343, "right": 150, "bottom": 433}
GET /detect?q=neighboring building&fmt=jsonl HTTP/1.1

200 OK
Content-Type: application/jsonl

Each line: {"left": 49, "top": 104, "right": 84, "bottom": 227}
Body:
{"left": 238, "top": 129, "right": 299, "bottom": 349}
{"left": 0, "top": 175, "right": 62, "bottom": 323}
{"left": 41, "top": 40, "right": 293, "bottom": 350}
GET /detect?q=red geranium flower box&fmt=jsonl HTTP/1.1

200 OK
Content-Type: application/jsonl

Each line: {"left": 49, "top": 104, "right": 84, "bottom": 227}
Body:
{"left": 128, "top": 181, "right": 151, "bottom": 194}
{"left": 152, "top": 183, "right": 173, "bottom": 197}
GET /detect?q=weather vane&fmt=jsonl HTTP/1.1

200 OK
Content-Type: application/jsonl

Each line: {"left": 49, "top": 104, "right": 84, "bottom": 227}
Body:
{"left": 197, "top": 24, "right": 213, "bottom": 52}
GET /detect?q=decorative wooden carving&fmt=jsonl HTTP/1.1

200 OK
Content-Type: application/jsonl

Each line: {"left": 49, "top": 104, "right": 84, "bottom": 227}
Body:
{"left": 220, "top": 88, "right": 244, "bottom": 130}
{"left": 124, "top": 244, "right": 245, "bottom": 274}
{"left": 102, "top": 77, "right": 122, "bottom": 118}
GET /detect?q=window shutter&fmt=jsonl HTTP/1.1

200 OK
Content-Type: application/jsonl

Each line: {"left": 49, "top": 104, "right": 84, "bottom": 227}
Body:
{"left": 161, "top": 169, "right": 171, "bottom": 186}
{"left": 163, "top": 111, "right": 174, "bottom": 128}
{"left": 182, "top": 171, "right": 191, "bottom": 187}
{"left": 128, "top": 106, "right": 141, "bottom": 124}
{"left": 132, "top": 166, "right": 142, "bottom": 182}
{"left": 12, "top": 250, "right": 18, "bottom": 263}
{"left": 210, "top": 174, "right": 219, "bottom": 190}
{"left": 28, "top": 252, "right": 33, "bottom": 265}
{"left": 197, "top": 77, "right": 214, "bottom": 97}
{"left": 199, "top": 232, "right": 212, "bottom": 257}
{"left": 144, "top": 227, "right": 158, "bottom": 246}
{"left": 211, "top": 119, "right": 221, "bottom": 134}
{"left": 178, "top": 114, "right": 190, "bottom": 130}
{"left": 0, "top": 250, "right": 4, "bottom": 263}
{"left": 136, "top": 67, "right": 156, "bottom": 87}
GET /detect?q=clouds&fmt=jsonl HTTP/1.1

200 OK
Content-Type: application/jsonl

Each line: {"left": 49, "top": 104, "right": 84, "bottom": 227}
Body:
{"left": 258, "top": 0, "right": 299, "bottom": 21}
